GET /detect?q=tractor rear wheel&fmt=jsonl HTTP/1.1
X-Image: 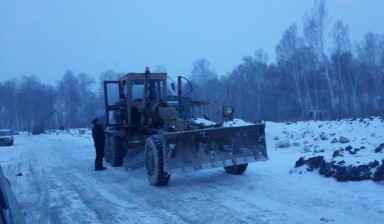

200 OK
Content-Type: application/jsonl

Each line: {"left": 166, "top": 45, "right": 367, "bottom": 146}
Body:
{"left": 144, "top": 135, "right": 170, "bottom": 186}
{"left": 224, "top": 163, "right": 248, "bottom": 174}
{"left": 108, "top": 136, "right": 125, "bottom": 167}
{"left": 104, "top": 136, "right": 111, "bottom": 163}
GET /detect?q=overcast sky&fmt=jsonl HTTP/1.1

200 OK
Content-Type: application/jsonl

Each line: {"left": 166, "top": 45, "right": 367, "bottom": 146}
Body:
{"left": 1, "top": 0, "right": 383, "bottom": 84}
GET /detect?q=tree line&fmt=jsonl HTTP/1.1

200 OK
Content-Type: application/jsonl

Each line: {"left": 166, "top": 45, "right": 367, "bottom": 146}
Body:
{"left": 1, "top": 0, "right": 383, "bottom": 130}
{"left": 0, "top": 71, "right": 122, "bottom": 130}
{"left": 188, "top": 1, "right": 384, "bottom": 122}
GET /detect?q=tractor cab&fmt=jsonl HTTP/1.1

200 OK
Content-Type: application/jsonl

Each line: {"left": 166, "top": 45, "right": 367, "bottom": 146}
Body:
{"left": 104, "top": 67, "right": 171, "bottom": 128}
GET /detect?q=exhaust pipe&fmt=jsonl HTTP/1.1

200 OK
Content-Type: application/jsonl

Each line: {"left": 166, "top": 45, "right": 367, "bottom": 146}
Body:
{"left": 178, "top": 76, "right": 182, "bottom": 108}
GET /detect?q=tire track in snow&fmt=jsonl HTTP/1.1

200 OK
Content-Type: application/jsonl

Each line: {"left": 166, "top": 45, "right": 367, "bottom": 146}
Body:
{"left": 47, "top": 137, "right": 154, "bottom": 224}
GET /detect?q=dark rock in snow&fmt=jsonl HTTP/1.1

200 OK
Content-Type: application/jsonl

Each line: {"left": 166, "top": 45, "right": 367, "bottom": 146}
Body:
{"left": 330, "top": 138, "right": 338, "bottom": 143}
{"left": 302, "top": 145, "right": 311, "bottom": 152}
{"left": 319, "top": 160, "right": 335, "bottom": 177}
{"left": 320, "top": 132, "right": 329, "bottom": 141}
{"left": 296, "top": 156, "right": 383, "bottom": 182}
{"left": 339, "top": 136, "right": 350, "bottom": 144}
{"left": 368, "top": 160, "right": 379, "bottom": 168}
{"left": 332, "top": 150, "right": 343, "bottom": 158}
{"left": 292, "top": 142, "right": 301, "bottom": 147}
{"left": 307, "top": 156, "right": 324, "bottom": 169}
{"left": 373, "top": 164, "right": 384, "bottom": 181}
{"left": 374, "top": 143, "right": 384, "bottom": 153}
{"left": 351, "top": 148, "right": 360, "bottom": 154}
{"left": 320, "top": 217, "right": 334, "bottom": 222}
{"left": 352, "top": 165, "right": 371, "bottom": 181}
{"left": 345, "top": 145, "right": 353, "bottom": 151}
{"left": 333, "top": 165, "right": 371, "bottom": 181}
{"left": 295, "top": 157, "right": 307, "bottom": 167}
{"left": 348, "top": 148, "right": 360, "bottom": 154}
{"left": 333, "top": 165, "right": 348, "bottom": 181}
{"left": 15, "top": 173, "right": 23, "bottom": 176}
{"left": 276, "top": 139, "right": 291, "bottom": 148}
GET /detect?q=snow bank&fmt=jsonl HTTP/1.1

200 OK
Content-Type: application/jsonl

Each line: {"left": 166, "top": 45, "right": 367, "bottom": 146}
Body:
{"left": 46, "top": 128, "right": 92, "bottom": 138}
{"left": 270, "top": 116, "right": 384, "bottom": 181}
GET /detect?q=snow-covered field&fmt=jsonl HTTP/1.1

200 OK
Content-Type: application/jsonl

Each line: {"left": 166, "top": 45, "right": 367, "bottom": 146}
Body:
{"left": 1, "top": 117, "right": 383, "bottom": 224}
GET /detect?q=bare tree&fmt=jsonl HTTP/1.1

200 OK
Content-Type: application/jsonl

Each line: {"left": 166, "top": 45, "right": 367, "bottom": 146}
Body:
{"left": 0, "top": 79, "right": 18, "bottom": 129}
{"left": 276, "top": 24, "right": 311, "bottom": 116}
{"left": 357, "top": 33, "right": 384, "bottom": 113}
{"left": 303, "top": 0, "right": 336, "bottom": 113}
{"left": 331, "top": 20, "right": 351, "bottom": 115}
{"left": 189, "top": 59, "right": 218, "bottom": 101}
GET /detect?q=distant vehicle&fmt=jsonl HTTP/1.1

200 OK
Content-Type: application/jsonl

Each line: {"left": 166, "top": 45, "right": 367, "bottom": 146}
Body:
{"left": 0, "top": 166, "right": 26, "bottom": 224}
{"left": 0, "top": 129, "right": 13, "bottom": 146}
{"left": 31, "top": 110, "right": 56, "bottom": 135}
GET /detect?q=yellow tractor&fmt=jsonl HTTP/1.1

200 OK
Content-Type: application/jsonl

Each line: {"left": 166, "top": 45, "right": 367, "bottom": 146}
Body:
{"left": 103, "top": 67, "right": 268, "bottom": 186}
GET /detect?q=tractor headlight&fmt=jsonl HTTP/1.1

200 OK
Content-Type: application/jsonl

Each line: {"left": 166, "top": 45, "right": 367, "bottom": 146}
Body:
{"left": 222, "top": 105, "right": 235, "bottom": 117}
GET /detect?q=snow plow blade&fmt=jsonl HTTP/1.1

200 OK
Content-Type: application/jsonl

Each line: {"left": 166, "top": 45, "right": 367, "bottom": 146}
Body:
{"left": 123, "top": 124, "right": 268, "bottom": 172}
{"left": 124, "top": 146, "right": 145, "bottom": 171}
{"left": 163, "top": 124, "right": 267, "bottom": 173}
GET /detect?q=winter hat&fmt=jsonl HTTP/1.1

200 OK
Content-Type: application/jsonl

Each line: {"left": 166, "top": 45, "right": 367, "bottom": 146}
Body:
{"left": 92, "top": 118, "right": 99, "bottom": 124}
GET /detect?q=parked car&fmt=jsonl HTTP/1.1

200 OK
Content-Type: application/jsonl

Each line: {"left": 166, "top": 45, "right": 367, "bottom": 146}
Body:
{"left": 0, "top": 130, "right": 13, "bottom": 146}
{"left": 0, "top": 166, "right": 26, "bottom": 224}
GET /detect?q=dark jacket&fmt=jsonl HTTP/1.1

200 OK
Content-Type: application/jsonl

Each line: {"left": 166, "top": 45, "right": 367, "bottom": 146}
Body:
{"left": 92, "top": 124, "right": 105, "bottom": 147}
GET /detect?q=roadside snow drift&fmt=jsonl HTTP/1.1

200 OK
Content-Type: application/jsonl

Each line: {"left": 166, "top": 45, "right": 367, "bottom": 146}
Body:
{"left": 280, "top": 117, "right": 384, "bottom": 181}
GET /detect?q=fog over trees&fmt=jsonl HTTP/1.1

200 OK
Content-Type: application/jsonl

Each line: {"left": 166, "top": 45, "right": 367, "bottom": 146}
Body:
{"left": 1, "top": 1, "right": 383, "bottom": 130}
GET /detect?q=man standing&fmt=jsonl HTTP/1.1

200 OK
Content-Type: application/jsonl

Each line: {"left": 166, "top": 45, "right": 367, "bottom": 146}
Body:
{"left": 92, "top": 118, "right": 107, "bottom": 171}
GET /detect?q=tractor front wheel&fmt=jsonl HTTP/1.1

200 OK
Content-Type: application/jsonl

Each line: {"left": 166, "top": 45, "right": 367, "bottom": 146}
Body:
{"left": 224, "top": 163, "right": 248, "bottom": 174}
{"left": 144, "top": 135, "right": 170, "bottom": 186}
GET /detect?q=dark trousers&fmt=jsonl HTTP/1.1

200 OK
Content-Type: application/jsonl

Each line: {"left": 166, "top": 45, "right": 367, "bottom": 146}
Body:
{"left": 95, "top": 144, "right": 105, "bottom": 169}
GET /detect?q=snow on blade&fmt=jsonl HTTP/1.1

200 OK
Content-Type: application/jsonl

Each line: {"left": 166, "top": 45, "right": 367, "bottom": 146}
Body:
{"left": 192, "top": 117, "right": 217, "bottom": 126}
{"left": 222, "top": 118, "right": 254, "bottom": 127}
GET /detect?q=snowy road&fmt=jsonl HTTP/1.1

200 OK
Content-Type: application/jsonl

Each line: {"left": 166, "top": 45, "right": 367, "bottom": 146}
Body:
{"left": 1, "top": 121, "right": 384, "bottom": 224}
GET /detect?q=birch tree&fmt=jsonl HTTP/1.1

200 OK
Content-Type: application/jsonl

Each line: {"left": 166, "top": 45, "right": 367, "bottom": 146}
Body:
{"left": 331, "top": 20, "right": 351, "bottom": 115}
{"left": 276, "top": 24, "right": 311, "bottom": 116}
{"left": 303, "top": 0, "right": 336, "bottom": 113}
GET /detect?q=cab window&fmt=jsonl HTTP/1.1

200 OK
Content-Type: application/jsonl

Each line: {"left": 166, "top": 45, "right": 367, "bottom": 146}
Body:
{"left": 131, "top": 79, "right": 164, "bottom": 101}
